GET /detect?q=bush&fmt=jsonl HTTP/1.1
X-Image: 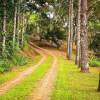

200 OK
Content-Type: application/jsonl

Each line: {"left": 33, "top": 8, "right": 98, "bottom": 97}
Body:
{"left": 89, "top": 56, "right": 100, "bottom": 67}
{"left": 89, "top": 27, "right": 100, "bottom": 56}
{"left": 12, "top": 55, "right": 28, "bottom": 66}
{"left": 0, "top": 59, "right": 11, "bottom": 73}
{"left": 23, "top": 40, "right": 29, "bottom": 50}
{"left": 44, "top": 28, "right": 65, "bottom": 48}
{"left": 0, "top": 55, "right": 28, "bottom": 73}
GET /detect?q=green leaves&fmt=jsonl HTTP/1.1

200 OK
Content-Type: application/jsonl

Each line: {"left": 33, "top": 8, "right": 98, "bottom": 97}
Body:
{"left": 28, "top": 13, "right": 40, "bottom": 24}
{"left": 12, "top": 55, "right": 28, "bottom": 66}
{"left": 0, "top": 32, "right": 7, "bottom": 36}
{"left": 89, "top": 57, "right": 100, "bottom": 67}
{"left": 0, "top": 59, "right": 11, "bottom": 73}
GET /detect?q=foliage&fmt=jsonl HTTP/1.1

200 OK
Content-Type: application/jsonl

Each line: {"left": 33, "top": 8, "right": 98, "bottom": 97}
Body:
{"left": 0, "top": 59, "right": 11, "bottom": 73}
{"left": 0, "top": 56, "right": 52, "bottom": 100}
{"left": 89, "top": 56, "right": 100, "bottom": 67}
{"left": 6, "top": 40, "right": 20, "bottom": 58}
{"left": 46, "top": 28, "right": 66, "bottom": 40}
{"left": 26, "top": 13, "right": 40, "bottom": 34}
{"left": 0, "top": 54, "right": 28, "bottom": 73}
{"left": 44, "top": 28, "right": 65, "bottom": 48}
{"left": 0, "top": 55, "right": 41, "bottom": 85}
{"left": 0, "top": 40, "right": 20, "bottom": 59}
{"left": 28, "top": 13, "right": 40, "bottom": 24}
{"left": 23, "top": 39, "right": 29, "bottom": 50}
{"left": 12, "top": 55, "right": 28, "bottom": 66}
{"left": 89, "top": 32, "right": 100, "bottom": 56}
{"left": 89, "top": 20, "right": 100, "bottom": 56}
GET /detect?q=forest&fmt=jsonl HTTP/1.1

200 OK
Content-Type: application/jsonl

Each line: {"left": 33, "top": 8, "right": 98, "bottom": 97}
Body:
{"left": 0, "top": 0, "right": 100, "bottom": 100}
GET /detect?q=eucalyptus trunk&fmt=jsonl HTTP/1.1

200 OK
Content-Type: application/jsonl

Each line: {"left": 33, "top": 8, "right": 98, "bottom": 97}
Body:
{"left": 80, "top": 0, "right": 89, "bottom": 72}
{"left": 67, "top": 0, "right": 73, "bottom": 60}
{"left": 97, "top": 73, "right": 100, "bottom": 92}
{"left": 13, "top": 2, "right": 17, "bottom": 49}
{"left": 21, "top": 13, "right": 25, "bottom": 48}
{"left": 76, "top": 0, "right": 81, "bottom": 66}
{"left": 2, "top": 0, "right": 7, "bottom": 54}
{"left": 67, "top": 0, "right": 71, "bottom": 58}
{"left": 17, "top": 0, "right": 20, "bottom": 47}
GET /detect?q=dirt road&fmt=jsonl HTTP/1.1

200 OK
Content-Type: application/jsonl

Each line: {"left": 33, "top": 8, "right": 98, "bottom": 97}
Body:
{"left": 0, "top": 45, "right": 47, "bottom": 95}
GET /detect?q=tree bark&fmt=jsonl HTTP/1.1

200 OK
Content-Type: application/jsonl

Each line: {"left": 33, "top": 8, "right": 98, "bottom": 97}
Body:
{"left": 76, "top": 0, "right": 81, "bottom": 66}
{"left": 2, "top": 0, "right": 7, "bottom": 54}
{"left": 13, "top": 2, "right": 17, "bottom": 49}
{"left": 80, "top": 0, "right": 89, "bottom": 72}
{"left": 21, "top": 12, "right": 25, "bottom": 48}
{"left": 67, "top": 0, "right": 71, "bottom": 58}
{"left": 17, "top": 0, "right": 20, "bottom": 48}
{"left": 97, "top": 73, "right": 100, "bottom": 92}
{"left": 67, "top": 0, "right": 73, "bottom": 60}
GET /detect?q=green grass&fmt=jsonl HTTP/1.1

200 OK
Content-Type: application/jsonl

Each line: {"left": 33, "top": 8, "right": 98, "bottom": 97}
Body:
{"left": 0, "top": 55, "right": 41, "bottom": 85}
{"left": 51, "top": 56, "right": 100, "bottom": 100}
{"left": 0, "top": 56, "right": 53, "bottom": 100}
{"left": 89, "top": 57, "right": 100, "bottom": 67}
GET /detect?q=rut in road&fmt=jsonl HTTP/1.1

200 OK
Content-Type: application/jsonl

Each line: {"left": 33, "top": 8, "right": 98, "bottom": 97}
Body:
{"left": 0, "top": 45, "right": 47, "bottom": 95}
{"left": 28, "top": 48, "right": 58, "bottom": 100}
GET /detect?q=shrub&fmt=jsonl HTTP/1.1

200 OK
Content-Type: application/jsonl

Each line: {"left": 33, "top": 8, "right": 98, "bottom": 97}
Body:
{"left": 44, "top": 28, "right": 65, "bottom": 48}
{"left": 89, "top": 56, "right": 100, "bottom": 67}
{"left": 0, "top": 59, "right": 11, "bottom": 73}
{"left": 12, "top": 55, "right": 28, "bottom": 66}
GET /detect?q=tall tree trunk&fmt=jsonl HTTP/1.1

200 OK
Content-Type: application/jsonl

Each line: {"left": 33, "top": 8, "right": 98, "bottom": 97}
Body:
{"left": 13, "top": 2, "right": 17, "bottom": 49}
{"left": 76, "top": 0, "right": 81, "bottom": 66}
{"left": 67, "top": 0, "right": 73, "bottom": 60}
{"left": 80, "top": 0, "right": 89, "bottom": 72}
{"left": 2, "top": 0, "right": 7, "bottom": 55}
{"left": 67, "top": 0, "right": 71, "bottom": 59}
{"left": 17, "top": 0, "right": 20, "bottom": 48}
{"left": 21, "top": 12, "right": 25, "bottom": 48}
{"left": 97, "top": 73, "right": 100, "bottom": 92}
{"left": 69, "top": 0, "right": 73, "bottom": 60}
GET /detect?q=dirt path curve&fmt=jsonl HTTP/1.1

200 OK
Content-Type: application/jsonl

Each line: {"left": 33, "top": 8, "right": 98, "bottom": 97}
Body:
{"left": 28, "top": 47, "right": 58, "bottom": 100}
{"left": 0, "top": 44, "right": 47, "bottom": 95}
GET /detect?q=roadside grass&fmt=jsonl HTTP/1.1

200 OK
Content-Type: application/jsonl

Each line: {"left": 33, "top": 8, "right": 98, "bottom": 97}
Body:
{"left": 51, "top": 56, "right": 100, "bottom": 100}
{"left": 0, "top": 56, "right": 53, "bottom": 100}
{"left": 0, "top": 55, "right": 41, "bottom": 85}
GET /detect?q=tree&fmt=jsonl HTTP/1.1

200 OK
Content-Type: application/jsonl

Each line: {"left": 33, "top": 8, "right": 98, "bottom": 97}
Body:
{"left": 67, "top": 0, "right": 74, "bottom": 60}
{"left": 2, "top": 0, "right": 7, "bottom": 55}
{"left": 97, "top": 73, "right": 100, "bottom": 92}
{"left": 17, "top": 0, "right": 21, "bottom": 48}
{"left": 21, "top": 12, "right": 25, "bottom": 48}
{"left": 80, "top": 0, "right": 89, "bottom": 72}
{"left": 13, "top": 1, "right": 17, "bottom": 49}
{"left": 75, "top": 0, "right": 81, "bottom": 66}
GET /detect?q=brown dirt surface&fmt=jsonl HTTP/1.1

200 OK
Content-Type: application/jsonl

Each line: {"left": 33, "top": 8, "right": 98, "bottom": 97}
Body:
{"left": 28, "top": 47, "right": 59, "bottom": 100}
{"left": 0, "top": 45, "right": 47, "bottom": 95}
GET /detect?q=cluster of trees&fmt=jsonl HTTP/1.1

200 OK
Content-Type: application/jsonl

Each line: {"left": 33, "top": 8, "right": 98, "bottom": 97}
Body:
{"left": 67, "top": 0, "right": 100, "bottom": 73}
{"left": 67, "top": 0, "right": 89, "bottom": 72}
{"left": 25, "top": 1, "right": 99, "bottom": 73}
{"left": 0, "top": 0, "right": 30, "bottom": 58}
{"left": 0, "top": 0, "right": 99, "bottom": 70}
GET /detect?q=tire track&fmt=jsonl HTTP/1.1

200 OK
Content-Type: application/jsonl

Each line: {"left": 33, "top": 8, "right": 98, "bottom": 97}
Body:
{"left": 28, "top": 45, "right": 58, "bottom": 100}
{"left": 0, "top": 45, "right": 47, "bottom": 95}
